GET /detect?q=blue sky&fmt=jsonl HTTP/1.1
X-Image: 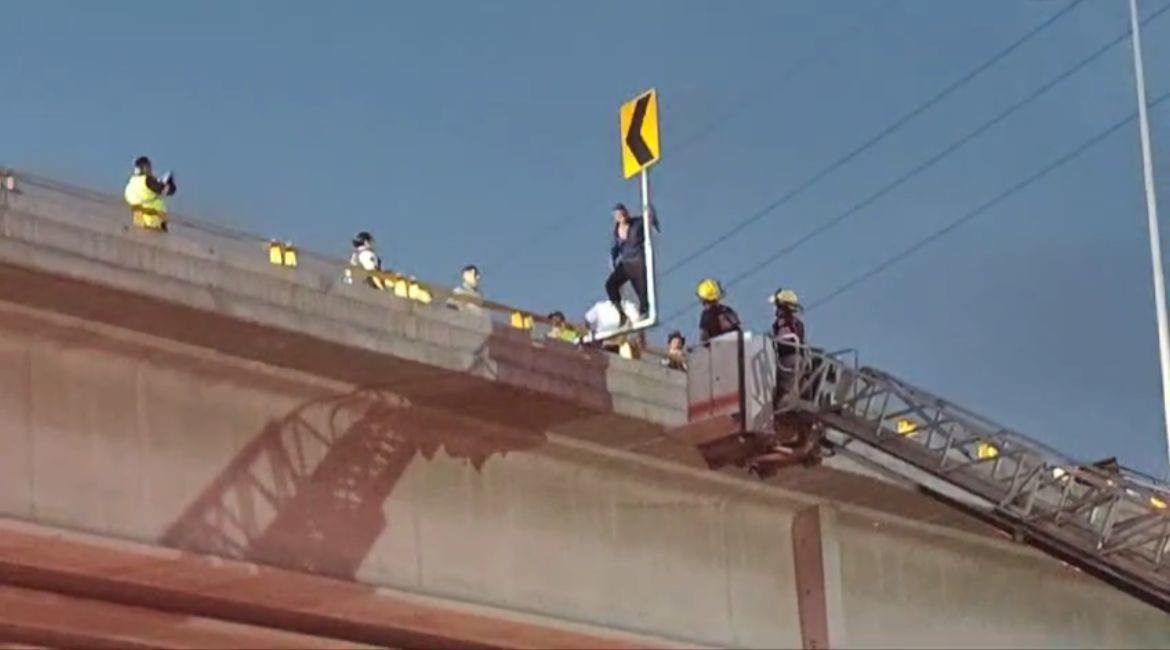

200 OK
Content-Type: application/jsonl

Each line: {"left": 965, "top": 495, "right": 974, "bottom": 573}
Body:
{"left": 3, "top": 0, "right": 1170, "bottom": 475}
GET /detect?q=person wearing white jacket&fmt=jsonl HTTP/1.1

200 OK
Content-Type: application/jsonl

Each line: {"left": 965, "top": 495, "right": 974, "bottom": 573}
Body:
{"left": 347, "top": 231, "right": 384, "bottom": 289}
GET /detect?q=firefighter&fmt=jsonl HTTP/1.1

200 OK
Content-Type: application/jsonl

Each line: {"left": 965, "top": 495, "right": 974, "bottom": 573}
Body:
{"left": 123, "top": 156, "right": 176, "bottom": 231}
{"left": 696, "top": 278, "right": 741, "bottom": 343}
{"left": 770, "top": 288, "right": 806, "bottom": 405}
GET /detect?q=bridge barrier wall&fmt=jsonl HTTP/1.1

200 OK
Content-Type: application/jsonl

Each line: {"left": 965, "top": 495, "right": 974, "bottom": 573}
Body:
{"left": 0, "top": 301, "right": 804, "bottom": 647}
{"left": 0, "top": 174, "right": 1168, "bottom": 647}
{"left": 1, "top": 300, "right": 1168, "bottom": 647}
{"left": 0, "top": 177, "right": 686, "bottom": 428}
{"left": 825, "top": 508, "right": 1170, "bottom": 649}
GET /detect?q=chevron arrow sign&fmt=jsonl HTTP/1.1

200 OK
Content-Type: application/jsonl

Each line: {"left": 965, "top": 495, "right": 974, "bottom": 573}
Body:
{"left": 619, "top": 89, "right": 660, "bottom": 179}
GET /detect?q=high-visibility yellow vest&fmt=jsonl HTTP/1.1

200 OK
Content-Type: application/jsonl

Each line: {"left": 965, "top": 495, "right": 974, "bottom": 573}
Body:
{"left": 550, "top": 327, "right": 580, "bottom": 343}
{"left": 124, "top": 173, "right": 166, "bottom": 214}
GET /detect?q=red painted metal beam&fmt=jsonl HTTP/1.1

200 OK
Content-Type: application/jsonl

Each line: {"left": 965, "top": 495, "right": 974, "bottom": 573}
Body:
{"left": 791, "top": 506, "right": 830, "bottom": 650}
{"left": 0, "top": 519, "right": 682, "bottom": 649}
{"left": 0, "top": 584, "right": 353, "bottom": 649}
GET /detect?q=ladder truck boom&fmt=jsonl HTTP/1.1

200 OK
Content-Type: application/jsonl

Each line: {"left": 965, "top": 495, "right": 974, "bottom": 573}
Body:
{"left": 685, "top": 333, "right": 1170, "bottom": 612}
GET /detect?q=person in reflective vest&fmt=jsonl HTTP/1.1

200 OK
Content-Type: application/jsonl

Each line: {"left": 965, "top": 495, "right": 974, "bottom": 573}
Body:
{"left": 123, "top": 156, "right": 175, "bottom": 231}
{"left": 546, "top": 311, "right": 581, "bottom": 344}
{"left": 770, "top": 287, "right": 806, "bottom": 404}
{"left": 696, "top": 278, "right": 741, "bottom": 343}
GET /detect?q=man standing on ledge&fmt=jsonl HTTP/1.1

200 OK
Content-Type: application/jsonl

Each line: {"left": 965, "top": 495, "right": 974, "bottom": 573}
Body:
{"left": 123, "top": 156, "right": 176, "bottom": 231}
{"left": 606, "top": 202, "right": 657, "bottom": 326}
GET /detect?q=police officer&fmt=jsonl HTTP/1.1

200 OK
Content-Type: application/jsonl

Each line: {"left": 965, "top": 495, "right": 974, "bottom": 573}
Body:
{"left": 123, "top": 156, "right": 176, "bottom": 231}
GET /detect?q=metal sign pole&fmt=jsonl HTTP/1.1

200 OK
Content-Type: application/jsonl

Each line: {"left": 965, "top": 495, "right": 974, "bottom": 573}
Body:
{"left": 641, "top": 168, "right": 657, "bottom": 326}
{"left": 1128, "top": 0, "right": 1170, "bottom": 474}
{"left": 580, "top": 88, "right": 660, "bottom": 345}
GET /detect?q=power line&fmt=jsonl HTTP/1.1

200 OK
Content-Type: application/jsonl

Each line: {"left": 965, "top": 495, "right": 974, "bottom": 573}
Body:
{"left": 658, "top": 1, "right": 1169, "bottom": 328}
{"left": 722, "top": 4, "right": 1168, "bottom": 288}
{"left": 486, "top": 1, "right": 898, "bottom": 275}
{"left": 659, "top": 0, "right": 1086, "bottom": 278}
{"left": 669, "top": 0, "right": 898, "bottom": 158}
{"left": 806, "top": 91, "right": 1170, "bottom": 314}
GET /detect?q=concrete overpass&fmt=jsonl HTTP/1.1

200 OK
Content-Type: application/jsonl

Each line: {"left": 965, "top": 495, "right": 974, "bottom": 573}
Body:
{"left": 0, "top": 172, "right": 1166, "bottom": 648}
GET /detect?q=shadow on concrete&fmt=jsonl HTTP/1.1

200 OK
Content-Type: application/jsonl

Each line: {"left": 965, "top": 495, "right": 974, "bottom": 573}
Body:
{"left": 161, "top": 384, "right": 547, "bottom": 580}
{"left": 0, "top": 261, "right": 637, "bottom": 578}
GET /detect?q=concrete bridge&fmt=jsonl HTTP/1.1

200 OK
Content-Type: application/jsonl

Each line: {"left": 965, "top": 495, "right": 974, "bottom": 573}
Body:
{"left": 0, "top": 173, "right": 1166, "bottom": 648}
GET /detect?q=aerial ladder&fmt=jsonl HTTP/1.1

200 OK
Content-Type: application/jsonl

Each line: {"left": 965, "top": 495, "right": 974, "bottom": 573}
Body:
{"left": 686, "top": 332, "right": 1170, "bottom": 613}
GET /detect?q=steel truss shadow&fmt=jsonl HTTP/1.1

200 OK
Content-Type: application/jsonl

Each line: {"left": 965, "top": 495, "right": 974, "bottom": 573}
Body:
{"left": 161, "top": 386, "right": 546, "bottom": 579}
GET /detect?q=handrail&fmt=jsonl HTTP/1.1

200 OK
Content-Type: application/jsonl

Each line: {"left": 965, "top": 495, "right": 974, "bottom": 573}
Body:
{"left": 0, "top": 168, "right": 669, "bottom": 359}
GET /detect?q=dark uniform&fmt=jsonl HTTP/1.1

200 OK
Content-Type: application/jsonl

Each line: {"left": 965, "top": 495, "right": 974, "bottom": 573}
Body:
{"left": 773, "top": 310, "right": 806, "bottom": 403}
{"left": 699, "top": 303, "right": 741, "bottom": 343}
{"left": 606, "top": 204, "right": 657, "bottom": 321}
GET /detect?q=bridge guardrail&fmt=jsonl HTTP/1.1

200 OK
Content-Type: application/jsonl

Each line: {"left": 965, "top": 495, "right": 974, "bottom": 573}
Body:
{"left": 0, "top": 168, "right": 668, "bottom": 361}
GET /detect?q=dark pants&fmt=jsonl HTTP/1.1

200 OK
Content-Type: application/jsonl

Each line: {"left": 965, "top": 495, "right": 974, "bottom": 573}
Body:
{"left": 605, "top": 259, "right": 649, "bottom": 319}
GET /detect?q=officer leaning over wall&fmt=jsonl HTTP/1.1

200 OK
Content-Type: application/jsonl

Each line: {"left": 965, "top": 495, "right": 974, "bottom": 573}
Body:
{"left": 124, "top": 156, "right": 176, "bottom": 232}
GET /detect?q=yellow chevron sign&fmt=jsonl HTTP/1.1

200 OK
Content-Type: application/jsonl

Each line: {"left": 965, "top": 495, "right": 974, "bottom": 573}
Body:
{"left": 619, "top": 89, "right": 660, "bottom": 179}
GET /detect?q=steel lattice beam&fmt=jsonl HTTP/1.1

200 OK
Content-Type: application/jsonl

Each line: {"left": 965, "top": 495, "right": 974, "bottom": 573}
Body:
{"left": 787, "top": 349, "right": 1170, "bottom": 611}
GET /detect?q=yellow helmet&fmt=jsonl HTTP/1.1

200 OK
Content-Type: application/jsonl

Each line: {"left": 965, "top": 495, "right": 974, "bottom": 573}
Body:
{"left": 696, "top": 278, "right": 724, "bottom": 302}
{"left": 769, "top": 288, "right": 802, "bottom": 310}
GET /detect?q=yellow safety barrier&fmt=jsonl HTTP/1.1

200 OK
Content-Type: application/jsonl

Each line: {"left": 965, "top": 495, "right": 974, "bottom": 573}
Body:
{"left": 510, "top": 311, "right": 534, "bottom": 331}
{"left": 351, "top": 267, "right": 434, "bottom": 305}
{"left": 267, "top": 241, "right": 298, "bottom": 268}
{"left": 389, "top": 277, "right": 432, "bottom": 304}
{"left": 408, "top": 281, "right": 432, "bottom": 304}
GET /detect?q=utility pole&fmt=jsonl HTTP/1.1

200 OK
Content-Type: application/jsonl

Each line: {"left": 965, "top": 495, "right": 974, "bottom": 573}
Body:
{"left": 1128, "top": 0, "right": 1170, "bottom": 473}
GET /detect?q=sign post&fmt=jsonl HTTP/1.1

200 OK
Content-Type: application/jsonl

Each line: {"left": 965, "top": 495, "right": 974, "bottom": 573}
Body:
{"left": 583, "top": 89, "right": 661, "bottom": 344}
{"left": 622, "top": 88, "right": 660, "bottom": 327}
{"left": 641, "top": 167, "right": 655, "bottom": 324}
